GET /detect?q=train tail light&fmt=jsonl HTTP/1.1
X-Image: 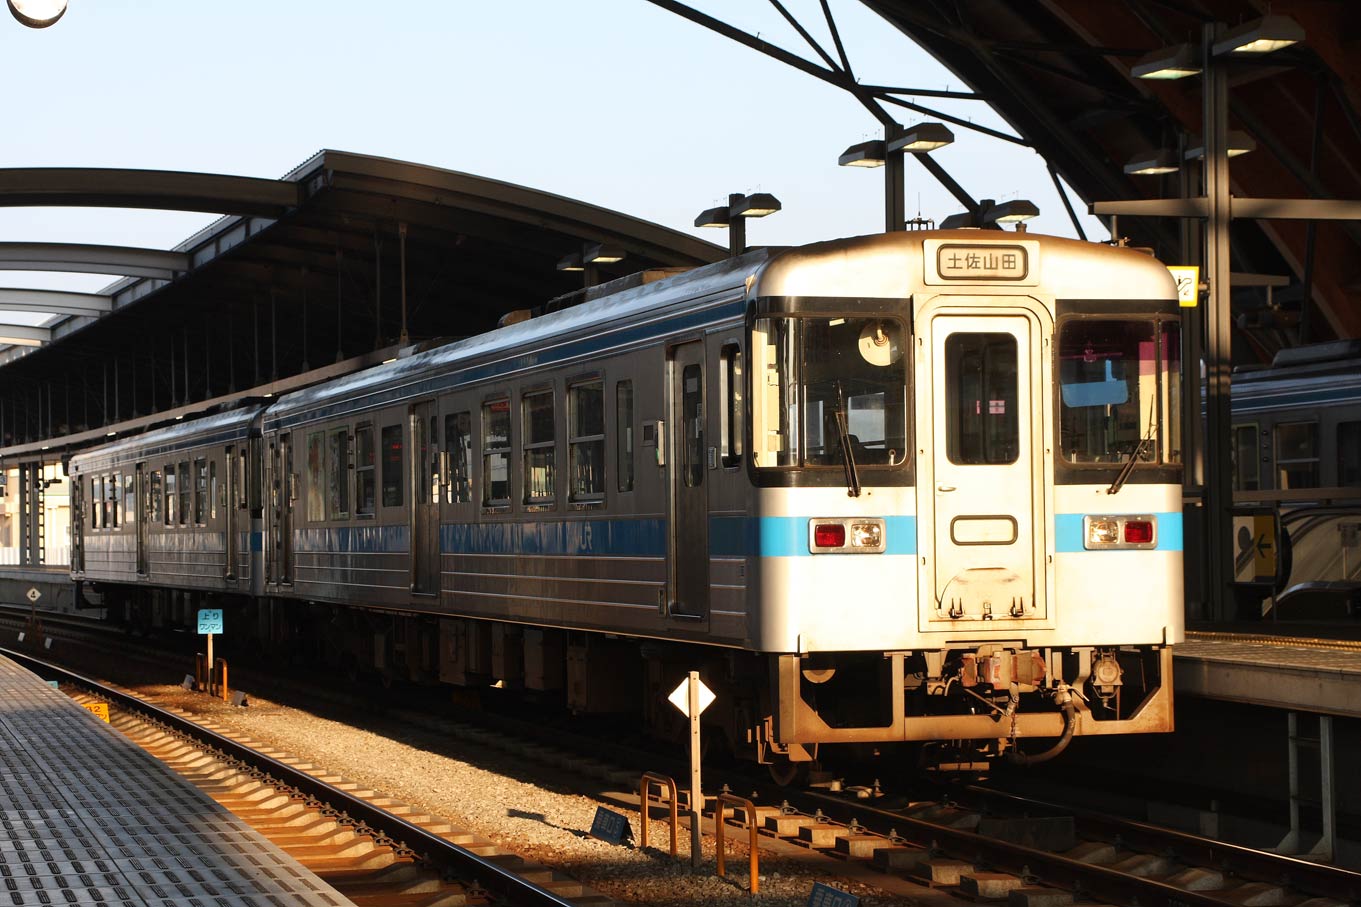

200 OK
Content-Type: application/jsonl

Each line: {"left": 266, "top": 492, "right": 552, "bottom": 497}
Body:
{"left": 1083, "top": 514, "right": 1157, "bottom": 549}
{"left": 808, "top": 518, "right": 886, "bottom": 553}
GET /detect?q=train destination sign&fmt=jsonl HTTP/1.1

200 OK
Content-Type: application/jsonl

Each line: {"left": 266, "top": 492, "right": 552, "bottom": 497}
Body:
{"left": 936, "top": 243, "right": 1028, "bottom": 280}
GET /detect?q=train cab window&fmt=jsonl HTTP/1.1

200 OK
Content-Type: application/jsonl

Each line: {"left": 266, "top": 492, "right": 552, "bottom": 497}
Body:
{"left": 720, "top": 344, "right": 744, "bottom": 467}
{"left": 751, "top": 316, "right": 908, "bottom": 471}
{"left": 150, "top": 471, "right": 162, "bottom": 524}
{"left": 445, "top": 412, "right": 471, "bottom": 504}
{"left": 164, "top": 468, "right": 177, "bottom": 527}
{"left": 523, "top": 390, "right": 556, "bottom": 508}
{"left": 381, "top": 424, "right": 403, "bottom": 507}
{"left": 355, "top": 425, "right": 376, "bottom": 517}
{"left": 1340, "top": 422, "right": 1361, "bottom": 486}
{"left": 568, "top": 382, "right": 605, "bottom": 503}
{"left": 178, "top": 461, "right": 191, "bottom": 525}
{"left": 945, "top": 333, "right": 1018, "bottom": 465}
{"left": 123, "top": 474, "right": 135, "bottom": 526}
{"left": 194, "top": 458, "right": 207, "bottom": 525}
{"left": 482, "top": 400, "right": 510, "bottom": 508}
{"left": 328, "top": 428, "right": 350, "bottom": 520}
{"left": 1275, "top": 421, "right": 1319, "bottom": 489}
{"left": 616, "top": 381, "right": 634, "bottom": 492}
{"left": 1233, "top": 424, "right": 1260, "bottom": 491}
{"left": 1058, "top": 319, "right": 1180, "bottom": 468}
{"left": 306, "top": 432, "right": 325, "bottom": 522}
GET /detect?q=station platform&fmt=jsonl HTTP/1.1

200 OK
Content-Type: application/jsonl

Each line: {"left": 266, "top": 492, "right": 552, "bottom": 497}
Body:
{"left": 0, "top": 654, "right": 353, "bottom": 906}
{"left": 0, "top": 564, "right": 80, "bottom": 613}
{"left": 1175, "top": 629, "right": 1361, "bottom": 718}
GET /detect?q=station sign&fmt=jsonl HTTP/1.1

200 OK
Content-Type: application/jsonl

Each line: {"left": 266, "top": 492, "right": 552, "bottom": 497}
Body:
{"left": 197, "top": 609, "right": 223, "bottom": 635}
{"left": 82, "top": 701, "right": 110, "bottom": 723}
{"left": 1168, "top": 265, "right": 1199, "bottom": 307}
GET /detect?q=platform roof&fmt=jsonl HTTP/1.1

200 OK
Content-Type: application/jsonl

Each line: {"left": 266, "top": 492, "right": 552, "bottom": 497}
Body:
{"left": 0, "top": 150, "right": 724, "bottom": 449}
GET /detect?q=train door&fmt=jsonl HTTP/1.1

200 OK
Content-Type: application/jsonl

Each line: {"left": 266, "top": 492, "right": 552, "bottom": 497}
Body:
{"left": 135, "top": 463, "right": 148, "bottom": 576}
{"left": 270, "top": 432, "right": 294, "bottom": 586}
{"left": 667, "top": 341, "right": 709, "bottom": 622}
{"left": 917, "top": 304, "right": 1051, "bottom": 628}
{"left": 410, "top": 400, "right": 440, "bottom": 595}
{"left": 223, "top": 447, "right": 237, "bottom": 581}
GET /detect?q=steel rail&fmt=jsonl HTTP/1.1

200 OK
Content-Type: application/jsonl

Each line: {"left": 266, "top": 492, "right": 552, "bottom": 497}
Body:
{"left": 1, "top": 647, "right": 577, "bottom": 907}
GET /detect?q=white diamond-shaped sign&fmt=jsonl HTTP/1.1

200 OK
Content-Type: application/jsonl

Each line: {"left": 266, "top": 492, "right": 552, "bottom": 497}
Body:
{"left": 668, "top": 676, "right": 715, "bottom": 718}
{"left": 25, "top": 587, "right": 41, "bottom": 603}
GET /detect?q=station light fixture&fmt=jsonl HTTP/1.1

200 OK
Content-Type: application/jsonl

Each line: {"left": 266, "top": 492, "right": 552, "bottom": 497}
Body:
{"left": 886, "top": 122, "right": 955, "bottom": 154}
{"left": 1124, "top": 150, "right": 1180, "bottom": 176}
{"left": 7, "top": 0, "right": 66, "bottom": 27}
{"left": 556, "top": 251, "right": 584, "bottom": 272}
{"left": 940, "top": 198, "right": 1038, "bottom": 230}
{"left": 1183, "top": 130, "right": 1257, "bottom": 160}
{"left": 1212, "top": 15, "right": 1304, "bottom": 56}
{"left": 694, "top": 192, "right": 783, "bottom": 256}
{"left": 837, "top": 140, "right": 886, "bottom": 168}
{"left": 1132, "top": 43, "right": 1202, "bottom": 80}
{"left": 583, "top": 243, "right": 625, "bottom": 264}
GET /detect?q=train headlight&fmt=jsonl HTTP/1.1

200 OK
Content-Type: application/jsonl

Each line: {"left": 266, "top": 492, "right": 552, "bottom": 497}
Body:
{"left": 1083, "top": 515, "right": 1157, "bottom": 550}
{"left": 809, "top": 517, "right": 886, "bottom": 553}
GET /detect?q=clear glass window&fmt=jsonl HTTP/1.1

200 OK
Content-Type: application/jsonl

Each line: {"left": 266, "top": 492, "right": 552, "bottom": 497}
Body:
{"left": 150, "top": 471, "right": 162, "bottom": 524}
{"left": 306, "top": 432, "right": 325, "bottom": 521}
{"left": 523, "top": 390, "right": 556, "bottom": 506}
{"left": 751, "top": 316, "right": 908, "bottom": 469}
{"left": 1058, "top": 319, "right": 1180, "bottom": 466}
{"left": 483, "top": 400, "right": 510, "bottom": 507}
{"left": 355, "top": 425, "right": 376, "bottom": 517}
{"left": 328, "top": 428, "right": 350, "bottom": 519}
{"left": 720, "top": 344, "right": 744, "bottom": 467}
{"left": 381, "top": 425, "right": 403, "bottom": 507}
{"left": 569, "top": 382, "right": 605, "bottom": 502}
{"left": 194, "top": 458, "right": 207, "bottom": 524}
{"left": 164, "top": 467, "right": 177, "bottom": 526}
{"left": 945, "top": 333, "right": 1018, "bottom": 465}
{"left": 208, "top": 462, "right": 217, "bottom": 521}
{"left": 110, "top": 472, "right": 121, "bottom": 528}
{"left": 91, "top": 477, "right": 102, "bottom": 530}
{"left": 178, "top": 461, "right": 191, "bottom": 525}
{"left": 617, "top": 381, "right": 634, "bottom": 492}
{"left": 682, "top": 364, "right": 704, "bottom": 487}
{"left": 1275, "top": 421, "right": 1319, "bottom": 489}
{"left": 445, "top": 412, "right": 472, "bottom": 504}
{"left": 1340, "top": 422, "right": 1361, "bottom": 487}
{"left": 1233, "top": 424, "right": 1261, "bottom": 491}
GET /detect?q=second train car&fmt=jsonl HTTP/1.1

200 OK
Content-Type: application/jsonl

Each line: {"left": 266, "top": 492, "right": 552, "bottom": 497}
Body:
{"left": 70, "top": 229, "right": 1183, "bottom": 771}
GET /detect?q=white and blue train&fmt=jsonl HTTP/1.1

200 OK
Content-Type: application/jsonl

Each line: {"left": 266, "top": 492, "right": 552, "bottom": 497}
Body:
{"left": 69, "top": 229, "right": 1183, "bottom": 771}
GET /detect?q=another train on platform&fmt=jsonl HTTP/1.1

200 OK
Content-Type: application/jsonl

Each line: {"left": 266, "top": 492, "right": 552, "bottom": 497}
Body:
{"left": 69, "top": 229, "right": 1184, "bottom": 772}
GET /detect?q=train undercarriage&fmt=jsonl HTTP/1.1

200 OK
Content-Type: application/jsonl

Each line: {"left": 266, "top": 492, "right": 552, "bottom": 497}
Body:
{"left": 93, "top": 583, "right": 1172, "bottom": 775}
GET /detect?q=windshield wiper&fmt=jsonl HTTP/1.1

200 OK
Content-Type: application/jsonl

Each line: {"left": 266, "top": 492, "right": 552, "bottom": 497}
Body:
{"left": 1108, "top": 399, "right": 1157, "bottom": 495}
{"left": 833, "top": 382, "right": 862, "bottom": 498}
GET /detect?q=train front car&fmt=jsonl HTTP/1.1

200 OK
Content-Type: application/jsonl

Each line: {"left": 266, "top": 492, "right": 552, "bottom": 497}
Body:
{"left": 747, "top": 230, "right": 1183, "bottom": 771}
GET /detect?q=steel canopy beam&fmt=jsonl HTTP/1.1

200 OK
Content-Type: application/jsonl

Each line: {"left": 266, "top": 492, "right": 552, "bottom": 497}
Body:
{"left": 0, "top": 242, "right": 189, "bottom": 279}
{"left": 1092, "top": 197, "right": 1361, "bottom": 220}
{"left": 0, "top": 167, "right": 300, "bottom": 217}
{"left": 0, "top": 323, "right": 49, "bottom": 346}
{"left": 0, "top": 288, "right": 112, "bottom": 316}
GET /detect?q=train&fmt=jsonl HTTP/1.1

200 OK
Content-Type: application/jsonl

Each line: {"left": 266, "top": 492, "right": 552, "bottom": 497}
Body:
{"left": 68, "top": 229, "right": 1183, "bottom": 775}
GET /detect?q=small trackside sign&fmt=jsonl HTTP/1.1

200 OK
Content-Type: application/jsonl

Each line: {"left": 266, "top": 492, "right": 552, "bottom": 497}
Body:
{"left": 83, "top": 701, "right": 110, "bottom": 723}
{"left": 588, "top": 806, "right": 631, "bottom": 844}
{"left": 197, "top": 609, "right": 223, "bottom": 634}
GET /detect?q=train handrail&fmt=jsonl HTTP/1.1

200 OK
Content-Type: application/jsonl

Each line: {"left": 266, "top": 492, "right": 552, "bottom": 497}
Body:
{"left": 639, "top": 772, "right": 679, "bottom": 858}
{"left": 714, "top": 792, "right": 759, "bottom": 894}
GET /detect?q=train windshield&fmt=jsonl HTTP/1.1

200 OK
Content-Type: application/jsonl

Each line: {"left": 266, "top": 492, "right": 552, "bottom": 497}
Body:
{"left": 751, "top": 316, "right": 909, "bottom": 469}
{"left": 1058, "top": 319, "right": 1181, "bottom": 466}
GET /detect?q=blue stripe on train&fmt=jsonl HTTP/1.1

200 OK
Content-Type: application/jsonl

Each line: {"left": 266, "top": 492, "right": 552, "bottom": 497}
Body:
{"left": 294, "top": 525, "right": 410, "bottom": 554}
{"left": 441, "top": 519, "right": 666, "bottom": 558}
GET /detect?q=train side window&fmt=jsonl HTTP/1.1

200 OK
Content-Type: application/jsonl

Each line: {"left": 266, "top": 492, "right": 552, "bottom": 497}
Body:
{"left": 1232, "top": 424, "right": 1260, "bottom": 491}
{"left": 178, "top": 460, "right": 191, "bottom": 525}
{"left": 91, "top": 477, "right": 102, "bottom": 530}
{"left": 1275, "top": 421, "right": 1319, "bottom": 489}
{"left": 1340, "top": 422, "right": 1361, "bottom": 486}
{"left": 124, "top": 473, "right": 135, "bottom": 526}
{"left": 616, "top": 381, "right": 634, "bottom": 492}
{"left": 305, "top": 431, "right": 325, "bottom": 521}
{"left": 381, "top": 424, "right": 403, "bottom": 507}
{"left": 523, "top": 389, "right": 556, "bottom": 508}
{"left": 328, "top": 428, "right": 350, "bottom": 520}
{"left": 482, "top": 399, "right": 510, "bottom": 508}
{"left": 164, "top": 467, "right": 177, "bottom": 527}
{"left": 720, "top": 344, "right": 744, "bottom": 467}
{"left": 110, "top": 473, "right": 121, "bottom": 528}
{"left": 445, "top": 412, "right": 472, "bottom": 504}
{"left": 682, "top": 364, "right": 704, "bottom": 487}
{"left": 568, "top": 382, "right": 605, "bottom": 503}
{"left": 209, "top": 461, "right": 218, "bottom": 521}
{"left": 151, "top": 471, "right": 162, "bottom": 524}
{"left": 355, "top": 425, "right": 376, "bottom": 517}
{"left": 194, "top": 458, "right": 207, "bottom": 525}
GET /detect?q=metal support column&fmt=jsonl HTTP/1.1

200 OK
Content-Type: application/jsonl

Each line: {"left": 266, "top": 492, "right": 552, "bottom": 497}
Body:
{"left": 727, "top": 193, "right": 746, "bottom": 256}
{"left": 398, "top": 222, "right": 409, "bottom": 345}
{"left": 373, "top": 229, "right": 383, "bottom": 350}
{"left": 1202, "top": 23, "right": 1235, "bottom": 620}
{"left": 884, "top": 123, "right": 906, "bottom": 232}
{"left": 1278, "top": 712, "right": 1335, "bottom": 861}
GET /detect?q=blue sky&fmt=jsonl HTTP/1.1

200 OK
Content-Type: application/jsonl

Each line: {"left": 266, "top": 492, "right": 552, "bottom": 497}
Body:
{"left": 0, "top": 0, "right": 1106, "bottom": 316}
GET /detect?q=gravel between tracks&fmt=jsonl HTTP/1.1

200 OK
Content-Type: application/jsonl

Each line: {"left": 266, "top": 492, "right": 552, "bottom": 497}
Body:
{"left": 125, "top": 681, "right": 923, "bottom": 907}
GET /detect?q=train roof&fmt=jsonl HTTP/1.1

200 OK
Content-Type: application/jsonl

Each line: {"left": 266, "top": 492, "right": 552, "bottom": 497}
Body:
{"left": 69, "top": 406, "right": 260, "bottom": 472}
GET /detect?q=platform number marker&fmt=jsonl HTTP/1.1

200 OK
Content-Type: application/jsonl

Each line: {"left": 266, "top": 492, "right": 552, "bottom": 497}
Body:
{"left": 82, "top": 701, "right": 110, "bottom": 723}
{"left": 25, "top": 587, "right": 41, "bottom": 603}
{"left": 669, "top": 672, "right": 714, "bottom": 867}
{"left": 1168, "top": 265, "right": 1200, "bottom": 308}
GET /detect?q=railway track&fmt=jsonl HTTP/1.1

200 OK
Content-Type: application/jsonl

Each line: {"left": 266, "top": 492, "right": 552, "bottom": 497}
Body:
{"left": 10, "top": 612, "right": 1361, "bottom": 907}
{"left": 2, "top": 648, "right": 612, "bottom": 907}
